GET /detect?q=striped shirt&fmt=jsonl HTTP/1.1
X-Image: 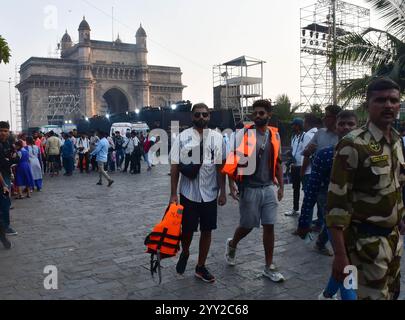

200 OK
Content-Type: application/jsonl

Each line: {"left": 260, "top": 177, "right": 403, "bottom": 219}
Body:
{"left": 170, "top": 127, "right": 226, "bottom": 203}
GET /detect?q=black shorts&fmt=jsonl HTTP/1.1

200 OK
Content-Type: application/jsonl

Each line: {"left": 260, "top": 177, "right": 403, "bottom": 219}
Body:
{"left": 180, "top": 194, "right": 217, "bottom": 233}
{"left": 47, "top": 155, "right": 60, "bottom": 163}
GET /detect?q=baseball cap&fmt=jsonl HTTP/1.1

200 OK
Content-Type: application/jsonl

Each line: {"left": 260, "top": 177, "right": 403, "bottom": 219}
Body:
{"left": 291, "top": 118, "right": 304, "bottom": 126}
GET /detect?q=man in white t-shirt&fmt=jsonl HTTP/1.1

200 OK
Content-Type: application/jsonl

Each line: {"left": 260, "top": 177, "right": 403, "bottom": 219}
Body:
{"left": 300, "top": 114, "right": 319, "bottom": 180}
{"left": 285, "top": 118, "right": 305, "bottom": 216}
{"left": 170, "top": 103, "right": 227, "bottom": 283}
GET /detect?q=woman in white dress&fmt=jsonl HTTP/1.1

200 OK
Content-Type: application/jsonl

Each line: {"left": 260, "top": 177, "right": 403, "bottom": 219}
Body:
{"left": 26, "top": 137, "right": 43, "bottom": 191}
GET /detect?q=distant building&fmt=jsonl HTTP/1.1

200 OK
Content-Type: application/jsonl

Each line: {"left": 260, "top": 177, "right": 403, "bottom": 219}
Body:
{"left": 17, "top": 17, "right": 186, "bottom": 130}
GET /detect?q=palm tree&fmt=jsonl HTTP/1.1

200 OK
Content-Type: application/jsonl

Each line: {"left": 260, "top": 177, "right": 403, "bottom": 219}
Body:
{"left": 0, "top": 35, "right": 11, "bottom": 64}
{"left": 336, "top": 0, "right": 405, "bottom": 105}
{"left": 353, "top": 103, "right": 369, "bottom": 125}
{"left": 310, "top": 104, "right": 324, "bottom": 118}
{"left": 272, "top": 94, "right": 300, "bottom": 124}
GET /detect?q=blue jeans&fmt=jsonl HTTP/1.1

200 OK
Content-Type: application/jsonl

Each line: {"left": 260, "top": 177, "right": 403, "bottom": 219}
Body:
{"left": 116, "top": 149, "right": 125, "bottom": 169}
{"left": 324, "top": 276, "right": 357, "bottom": 300}
{"left": 316, "top": 191, "right": 329, "bottom": 248}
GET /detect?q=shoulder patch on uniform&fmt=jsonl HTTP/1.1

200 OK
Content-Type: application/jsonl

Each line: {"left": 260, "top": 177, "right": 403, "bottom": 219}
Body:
{"left": 370, "top": 155, "right": 388, "bottom": 163}
{"left": 345, "top": 127, "right": 366, "bottom": 141}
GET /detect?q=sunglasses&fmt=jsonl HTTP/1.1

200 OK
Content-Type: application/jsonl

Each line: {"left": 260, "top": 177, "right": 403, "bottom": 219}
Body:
{"left": 252, "top": 111, "right": 266, "bottom": 117}
{"left": 193, "top": 112, "right": 209, "bottom": 118}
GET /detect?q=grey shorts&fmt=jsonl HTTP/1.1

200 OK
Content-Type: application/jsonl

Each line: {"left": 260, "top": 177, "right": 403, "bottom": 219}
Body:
{"left": 239, "top": 185, "right": 279, "bottom": 228}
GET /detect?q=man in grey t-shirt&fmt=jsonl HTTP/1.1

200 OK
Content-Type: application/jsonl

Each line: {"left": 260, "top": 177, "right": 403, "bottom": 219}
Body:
{"left": 243, "top": 129, "right": 273, "bottom": 187}
{"left": 225, "top": 100, "right": 285, "bottom": 283}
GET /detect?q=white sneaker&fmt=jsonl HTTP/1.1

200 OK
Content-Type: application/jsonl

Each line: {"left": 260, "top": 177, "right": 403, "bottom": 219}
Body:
{"left": 225, "top": 238, "right": 237, "bottom": 266}
{"left": 318, "top": 291, "right": 338, "bottom": 300}
{"left": 285, "top": 210, "right": 299, "bottom": 217}
{"left": 263, "top": 264, "right": 285, "bottom": 283}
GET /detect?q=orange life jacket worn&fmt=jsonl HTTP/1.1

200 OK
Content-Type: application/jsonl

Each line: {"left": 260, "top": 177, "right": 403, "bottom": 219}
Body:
{"left": 222, "top": 125, "right": 280, "bottom": 183}
{"left": 145, "top": 203, "right": 184, "bottom": 258}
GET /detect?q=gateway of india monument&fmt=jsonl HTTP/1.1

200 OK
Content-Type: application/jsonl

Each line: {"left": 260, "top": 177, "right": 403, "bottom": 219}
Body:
{"left": 17, "top": 17, "right": 186, "bottom": 130}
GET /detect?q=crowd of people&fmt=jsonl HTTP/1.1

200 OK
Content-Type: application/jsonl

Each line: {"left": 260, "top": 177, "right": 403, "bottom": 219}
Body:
{"left": 0, "top": 127, "right": 157, "bottom": 243}
{"left": 0, "top": 76, "right": 404, "bottom": 300}
{"left": 35, "top": 128, "right": 156, "bottom": 178}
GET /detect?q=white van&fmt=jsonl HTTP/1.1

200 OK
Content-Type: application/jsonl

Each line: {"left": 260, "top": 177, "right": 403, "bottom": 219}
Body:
{"left": 40, "top": 125, "right": 63, "bottom": 135}
{"left": 131, "top": 122, "right": 149, "bottom": 135}
{"left": 110, "top": 123, "right": 132, "bottom": 136}
{"left": 62, "top": 124, "right": 77, "bottom": 133}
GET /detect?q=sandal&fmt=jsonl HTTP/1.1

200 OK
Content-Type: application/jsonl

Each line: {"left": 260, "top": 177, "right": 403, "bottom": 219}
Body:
{"left": 16, "top": 195, "right": 25, "bottom": 200}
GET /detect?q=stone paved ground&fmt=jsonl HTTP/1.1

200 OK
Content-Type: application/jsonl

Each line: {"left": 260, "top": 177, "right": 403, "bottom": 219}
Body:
{"left": 0, "top": 163, "right": 404, "bottom": 300}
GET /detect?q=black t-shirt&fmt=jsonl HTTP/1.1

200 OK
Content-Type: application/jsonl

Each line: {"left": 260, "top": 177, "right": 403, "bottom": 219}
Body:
{"left": 114, "top": 136, "right": 124, "bottom": 150}
{"left": 0, "top": 141, "right": 13, "bottom": 179}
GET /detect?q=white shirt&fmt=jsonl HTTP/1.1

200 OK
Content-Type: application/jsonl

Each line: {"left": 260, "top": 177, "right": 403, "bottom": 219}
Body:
{"left": 291, "top": 132, "right": 305, "bottom": 166}
{"left": 124, "top": 137, "right": 140, "bottom": 154}
{"left": 170, "top": 127, "right": 226, "bottom": 203}
{"left": 76, "top": 137, "right": 90, "bottom": 154}
{"left": 70, "top": 136, "right": 76, "bottom": 146}
{"left": 301, "top": 127, "right": 318, "bottom": 175}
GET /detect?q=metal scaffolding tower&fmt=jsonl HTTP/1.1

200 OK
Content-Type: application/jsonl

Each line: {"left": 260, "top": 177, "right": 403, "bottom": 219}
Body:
{"left": 300, "top": 0, "right": 370, "bottom": 110}
{"left": 14, "top": 65, "right": 22, "bottom": 132}
{"left": 28, "top": 94, "right": 82, "bottom": 127}
{"left": 213, "top": 56, "right": 265, "bottom": 124}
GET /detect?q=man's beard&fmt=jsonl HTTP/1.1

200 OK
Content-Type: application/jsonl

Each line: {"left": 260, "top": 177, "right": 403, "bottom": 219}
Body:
{"left": 193, "top": 119, "right": 208, "bottom": 129}
{"left": 254, "top": 118, "right": 268, "bottom": 127}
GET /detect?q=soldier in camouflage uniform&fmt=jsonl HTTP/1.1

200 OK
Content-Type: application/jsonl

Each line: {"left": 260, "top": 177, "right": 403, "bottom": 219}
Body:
{"left": 326, "top": 77, "right": 405, "bottom": 300}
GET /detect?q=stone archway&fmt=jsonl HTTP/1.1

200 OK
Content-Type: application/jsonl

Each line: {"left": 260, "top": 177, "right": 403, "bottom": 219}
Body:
{"left": 102, "top": 88, "right": 129, "bottom": 115}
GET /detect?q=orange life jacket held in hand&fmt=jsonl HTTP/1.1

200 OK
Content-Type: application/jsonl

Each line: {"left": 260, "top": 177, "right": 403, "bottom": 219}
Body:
{"left": 222, "top": 125, "right": 280, "bottom": 183}
{"left": 145, "top": 203, "right": 184, "bottom": 258}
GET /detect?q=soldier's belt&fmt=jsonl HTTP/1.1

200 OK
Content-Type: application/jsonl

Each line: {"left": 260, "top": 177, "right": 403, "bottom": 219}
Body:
{"left": 352, "top": 222, "right": 394, "bottom": 237}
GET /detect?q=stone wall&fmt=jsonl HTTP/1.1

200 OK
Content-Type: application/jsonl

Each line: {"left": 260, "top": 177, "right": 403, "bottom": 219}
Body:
{"left": 91, "top": 48, "right": 138, "bottom": 65}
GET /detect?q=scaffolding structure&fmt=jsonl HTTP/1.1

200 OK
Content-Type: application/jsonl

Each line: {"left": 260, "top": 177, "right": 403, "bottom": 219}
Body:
{"left": 300, "top": 0, "right": 370, "bottom": 111}
{"left": 213, "top": 56, "right": 265, "bottom": 124}
{"left": 28, "top": 94, "right": 82, "bottom": 127}
{"left": 14, "top": 65, "right": 22, "bottom": 132}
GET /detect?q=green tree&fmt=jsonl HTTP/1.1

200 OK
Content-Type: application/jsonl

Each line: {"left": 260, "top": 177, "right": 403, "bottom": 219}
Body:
{"left": 0, "top": 35, "right": 11, "bottom": 64}
{"left": 310, "top": 104, "right": 324, "bottom": 118}
{"left": 353, "top": 103, "right": 369, "bottom": 125}
{"left": 272, "top": 94, "right": 300, "bottom": 124}
{"left": 336, "top": 0, "right": 405, "bottom": 105}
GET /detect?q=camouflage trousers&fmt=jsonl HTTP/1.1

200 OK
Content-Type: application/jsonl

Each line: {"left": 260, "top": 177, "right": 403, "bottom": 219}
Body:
{"left": 345, "top": 225, "right": 403, "bottom": 300}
